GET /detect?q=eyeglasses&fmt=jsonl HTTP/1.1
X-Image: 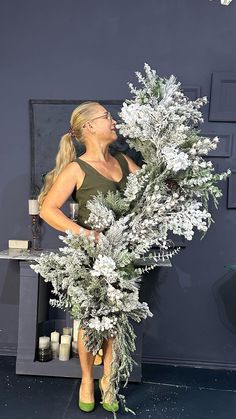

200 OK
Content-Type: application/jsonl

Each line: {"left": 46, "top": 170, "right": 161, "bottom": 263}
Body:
{"left": 90, "top": 111, "right": 113, "bottom": 122}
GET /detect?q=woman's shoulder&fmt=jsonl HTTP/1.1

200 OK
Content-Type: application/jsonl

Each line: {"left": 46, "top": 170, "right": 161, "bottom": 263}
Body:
{"left": 66, "top": 160, "right": 84, "bottom": 172}
{"left": 117, "top": 153, "right": 141, "bottom": 174}
{"left": 114, "top": 151, "right": 128, "bottom": 163}
{"left": 60, "top": 161, "right": 85, "bottom": 179}
{"left": 113, "top": 151, "right": 129, "bottom": 169}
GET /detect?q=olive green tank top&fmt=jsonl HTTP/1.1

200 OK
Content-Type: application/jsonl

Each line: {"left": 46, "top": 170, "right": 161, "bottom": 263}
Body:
{"left": 72, "top": 152, "right": 130, "bottom": 229}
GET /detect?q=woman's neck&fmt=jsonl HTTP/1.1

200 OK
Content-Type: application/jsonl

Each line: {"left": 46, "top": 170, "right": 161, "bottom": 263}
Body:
{"left": 83, "top": 141, "right": 112, "bottom": 162}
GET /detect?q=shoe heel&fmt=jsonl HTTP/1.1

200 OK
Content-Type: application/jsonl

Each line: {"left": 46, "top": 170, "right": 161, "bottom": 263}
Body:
{"left": 99, "top": 378, "right": 119, "bottom": 413}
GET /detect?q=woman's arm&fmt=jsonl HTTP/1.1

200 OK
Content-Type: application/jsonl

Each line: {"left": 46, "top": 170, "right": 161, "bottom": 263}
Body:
{"left": 121, "top": 153, "right": 141, "bottom": 174}
{"left": 40, "top": 162, "right": 96, "bottom": 238}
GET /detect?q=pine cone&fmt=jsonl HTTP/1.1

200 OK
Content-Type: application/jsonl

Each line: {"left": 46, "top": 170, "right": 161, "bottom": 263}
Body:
{"left": 165, "top": 178, "right": 179, "bottom": 191}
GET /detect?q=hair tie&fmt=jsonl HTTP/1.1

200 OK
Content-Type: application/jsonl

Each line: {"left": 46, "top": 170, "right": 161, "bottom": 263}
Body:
{"left": 68, "top": 127, "right": 75, "bottom": 137}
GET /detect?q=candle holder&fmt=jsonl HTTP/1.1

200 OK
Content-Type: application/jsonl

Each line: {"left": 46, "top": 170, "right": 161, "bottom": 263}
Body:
{"left": 37, "top": 346, "right": 52, "bottom": 362}
{"left": 31, "top": 214, "right": 41, "bottom": 250}
{"left": 28, "top": 198, "right": 41, "bottom": 250}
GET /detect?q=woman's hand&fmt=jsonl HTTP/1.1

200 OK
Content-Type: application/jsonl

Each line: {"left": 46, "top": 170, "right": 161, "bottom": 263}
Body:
{"left": 94, "top": 231, "right": 100, "bottom": 244}
{"left": 85, "top": 229, "right": 100, "bottom": 244}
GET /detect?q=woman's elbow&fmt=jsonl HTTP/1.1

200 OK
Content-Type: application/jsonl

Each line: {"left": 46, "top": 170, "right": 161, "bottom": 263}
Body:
{"left": 39, "top": 203, "right": 49, "bottom": 221}
{"left": 39, "top": 203, "right": 59, "bottom": 222}
{"left": 39, "top": 206, "right": 46, "bottom": 220}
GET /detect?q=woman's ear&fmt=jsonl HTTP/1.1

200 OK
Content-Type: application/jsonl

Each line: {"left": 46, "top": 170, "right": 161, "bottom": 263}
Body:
{"left": 87, "top": 121, "right": 96, "bottom": 134}
{"left": 83, "top": 121, "right": 94, "bottom": 133}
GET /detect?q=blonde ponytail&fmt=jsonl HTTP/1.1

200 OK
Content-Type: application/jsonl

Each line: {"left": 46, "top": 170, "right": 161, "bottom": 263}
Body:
{"left": 37, "top": 101, "right": 100, "bottom": 210}
{"left": 38, "top": 133, "right": 76, "bottom": 209}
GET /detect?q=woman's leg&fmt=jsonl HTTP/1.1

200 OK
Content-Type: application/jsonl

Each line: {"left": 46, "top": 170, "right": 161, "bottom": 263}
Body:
{"left": 77, "top": 328, "right": 96, "bottom": 402}
{"left": 101, "top": 337, "right": 117, "bottom": 402}
{"left": 102, "top": 336, "right": 114, "bottom": 377}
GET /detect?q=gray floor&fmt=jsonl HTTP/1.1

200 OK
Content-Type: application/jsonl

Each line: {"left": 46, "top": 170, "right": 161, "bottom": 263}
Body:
{"left": 1, "top": 357, "right": 236, "bottom": 418}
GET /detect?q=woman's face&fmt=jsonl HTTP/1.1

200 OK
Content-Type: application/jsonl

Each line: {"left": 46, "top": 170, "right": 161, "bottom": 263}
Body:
{"left": 88, "top": 105, "right": 117, "bottom": 143}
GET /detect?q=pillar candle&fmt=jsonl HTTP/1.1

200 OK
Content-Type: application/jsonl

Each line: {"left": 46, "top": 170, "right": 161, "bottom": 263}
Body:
{"left": 51, "top": 331, "right": 60, "bottom": 343}
{"left": 39, "top": 336, "right": 50, "bottom": 349}
{"left": 61, "top": 334, "right": 71, "bottom": 345}
{"left": 72, "top": 341, "right": 78, "bottom": 352}
{"left": 71, "top": 341, "right": 78, "bottom": 358}
{"left": 59, "top": 343, "right": 70, "bottom": 361}
{"left": 28, "top": 199, "right": 39, "bottom": 215}
{"left": 51, "top": 342, "right": 59, "bottom": 358}
{"left": 73, "top": 320, "right": 80, "bottom": 342}
{"left": 63, "top": 327, "right": 72, "bottom": 336}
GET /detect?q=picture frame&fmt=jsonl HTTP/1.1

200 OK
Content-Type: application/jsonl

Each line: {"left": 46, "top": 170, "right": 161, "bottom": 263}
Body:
{"left": 29, "top": 99, "right": 142, "bottom": 196}
{"left": 29, "top": 99, "right": 187, "bottom": 248}
{"left": 209, "top": 71, "right": 236, "bottom": 122}
{"left": 200, "top": 132, "right": 233, "bottom": 158}
{"left": 182, "top": 86, "right": 201, "bottom": 101}
{"left": 227, "top": 170, "right": 236, "bottom": 209}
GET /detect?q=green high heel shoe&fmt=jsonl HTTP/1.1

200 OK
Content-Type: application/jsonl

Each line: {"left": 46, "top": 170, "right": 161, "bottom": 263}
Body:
{"left": 99, "top": 377, "right": 119, "bottom": 413}
{"left": 78, "top": 399, "right": 95, "bottom": 413}
{"left": 78, "top": 382, "right": 95, "bottom": 412}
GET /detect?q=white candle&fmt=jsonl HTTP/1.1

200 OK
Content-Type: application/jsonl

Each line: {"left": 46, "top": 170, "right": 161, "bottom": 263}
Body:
{"left": 51, "top": 331, "right": 60, "bottom": 343}
{"left": 51, "top": 342, "right": 59, "bottom": 358}
{"left": 72, "top": 341, "right": 78, "bottom": 352}
{"left": 69, "top": 203, "right": 79, "bottom": 220}
{"left": 59, "top": 343, "right": 70, "bottom": 361}
{"left": 71, "top": 341, "right": 79, "bottom": 358}
{"left": 73, "top": 320, "right": 80, "bottom": 342}
{"left": 61, "top": 334, "right": 71, "bottom": 345}
{"left": 28, "top": 199, "right": 39, "bottom": 215}
{"left": 39, "top": 336, "right": 50, "bottom": 349}
{"left": 63, "top": 327, "right": 72, "bottom": 336}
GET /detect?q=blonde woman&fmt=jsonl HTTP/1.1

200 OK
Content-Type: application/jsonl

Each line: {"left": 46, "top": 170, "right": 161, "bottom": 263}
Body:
{"left": 38, "top": 101, "right": 140, "bottom": 413}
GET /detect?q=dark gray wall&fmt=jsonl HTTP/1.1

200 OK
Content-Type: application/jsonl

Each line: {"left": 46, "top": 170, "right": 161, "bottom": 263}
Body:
{"left": 1, "top": 0, "right": 236, "bottom": 368}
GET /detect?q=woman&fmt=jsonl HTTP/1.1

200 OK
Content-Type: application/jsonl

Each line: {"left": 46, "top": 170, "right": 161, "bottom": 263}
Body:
{"left": 38, "top": 101, "right": 140, "bottom": 413}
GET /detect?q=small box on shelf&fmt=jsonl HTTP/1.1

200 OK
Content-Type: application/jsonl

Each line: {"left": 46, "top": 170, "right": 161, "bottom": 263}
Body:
{"left": 8, "top": 240, "right": 30, "bottom": 249}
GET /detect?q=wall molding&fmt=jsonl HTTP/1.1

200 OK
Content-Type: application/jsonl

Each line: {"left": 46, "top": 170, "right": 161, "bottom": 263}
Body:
{"left": 227, "top": 170, "right": 236, "bottom": 208}
{"left": 142, "top": 355, "right": 236, "bottom": 370}
{"left": 182, "top": 86, "right": 201, "bottom": 100}
{"left": 200, "top": 132, "right": 233, "bottom": 157}
{"left": 209, "top": 71, "right": 236, "bottom": 121}
{"left": 0, "top": 344, "right": 17, "bottom": 356}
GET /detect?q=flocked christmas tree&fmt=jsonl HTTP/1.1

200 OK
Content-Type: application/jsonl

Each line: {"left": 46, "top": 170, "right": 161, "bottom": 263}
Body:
{"left": 31, "top": 64, "right": 230, "bottom": 417}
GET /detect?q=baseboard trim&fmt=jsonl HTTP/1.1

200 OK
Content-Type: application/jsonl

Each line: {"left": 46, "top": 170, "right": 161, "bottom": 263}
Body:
{"left": 0, "top": 345, "right": 17, "bottom": 356}
{"left": 142, "top": 355, "right": 236, "bottom": 370}
{"left": 1, "top": 347, "right": 236, "bottom": 371}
